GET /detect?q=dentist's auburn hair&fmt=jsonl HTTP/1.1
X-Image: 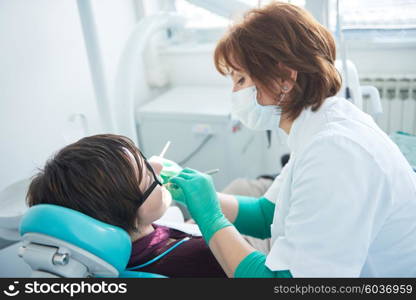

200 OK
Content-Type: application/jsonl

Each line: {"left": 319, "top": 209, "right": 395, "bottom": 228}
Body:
{"left": 214, "top": 1, "right": 342, "bottom": 121}
{"left": 26, "top": 134, "right": 150, "bottom": 234}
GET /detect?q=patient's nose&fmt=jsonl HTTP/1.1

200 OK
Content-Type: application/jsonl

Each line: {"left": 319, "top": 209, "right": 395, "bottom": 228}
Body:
{"left": 149, "top": 160, "right": 163, "bottom": 175}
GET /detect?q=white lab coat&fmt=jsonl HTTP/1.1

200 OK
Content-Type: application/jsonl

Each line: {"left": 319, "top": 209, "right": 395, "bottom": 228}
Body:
{"left": 264, "top": 96, "right": 416, "bottom": 277}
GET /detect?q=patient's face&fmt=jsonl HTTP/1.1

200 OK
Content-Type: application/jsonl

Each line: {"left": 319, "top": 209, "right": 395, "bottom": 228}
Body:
{"left": 137, "top": 159, "right": 172, "bottom": 224}
{"left": 124, "top": 148, "right": 172, "bottom": 225}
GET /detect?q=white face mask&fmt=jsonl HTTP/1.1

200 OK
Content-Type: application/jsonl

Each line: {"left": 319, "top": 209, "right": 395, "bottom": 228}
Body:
{"left": 231, "top": 86, "right": 281, "bottom": 131}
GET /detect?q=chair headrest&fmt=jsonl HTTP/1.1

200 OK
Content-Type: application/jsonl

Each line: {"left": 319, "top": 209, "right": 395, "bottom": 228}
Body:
{"left": 19, "top": 204, "right": 132, "bottom": 272}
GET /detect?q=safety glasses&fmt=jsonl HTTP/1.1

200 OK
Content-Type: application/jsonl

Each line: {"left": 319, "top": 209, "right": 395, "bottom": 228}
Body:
{"left": 137, "top": 150, "right": 163, "bottom": 202}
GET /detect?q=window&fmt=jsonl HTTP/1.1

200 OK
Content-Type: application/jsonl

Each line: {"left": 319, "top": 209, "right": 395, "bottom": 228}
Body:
{"left": 333, "top": 0, "right": 416, "bottom": 30}
{"left": 328, "top": 0, "right": 416, "bottom": 43}
{"left": 238, "top": 0, "right": 305, "bottom": 7}
{"left": 174, "top": 0, "right": 228, "bottom": 28}
{"left": 173, "top": 0, "right": 305, "bottom": 29}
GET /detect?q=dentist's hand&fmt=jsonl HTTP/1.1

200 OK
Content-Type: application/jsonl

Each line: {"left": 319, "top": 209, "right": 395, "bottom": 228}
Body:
{"left": 168, "top": 168, "right": 232, "bottom": 243}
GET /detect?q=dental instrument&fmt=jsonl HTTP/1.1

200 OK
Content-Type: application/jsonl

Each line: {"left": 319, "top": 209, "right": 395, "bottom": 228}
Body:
{"left": 203, "top": 169, "right": 220, "bottom": 176}
{"left": 159, "top": 141, "right": 171, "bottom": 158}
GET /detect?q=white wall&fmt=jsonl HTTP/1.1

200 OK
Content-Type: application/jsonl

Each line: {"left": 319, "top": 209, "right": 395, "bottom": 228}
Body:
{"left": 0, "top": 0, "right": 142, "bottom": 277}
{"left": 0, "top": 0, "right": 140, "bottom": 192}
{"left": 90, "top": 0, "right": 139, "bottom": 100}
{"left": 0, "top": 0, "right": 104, "bottom": 192}
{"left": 159, "top": 43, "right": 229, "bottom": 87}
{"left": 0, "top": 0, "right": 105, "bottom": 277}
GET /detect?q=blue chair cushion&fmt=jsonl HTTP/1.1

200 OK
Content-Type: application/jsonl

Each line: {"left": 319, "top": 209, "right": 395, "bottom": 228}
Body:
{"left": 19, "top": 204, "right": 132, "bottom": 273}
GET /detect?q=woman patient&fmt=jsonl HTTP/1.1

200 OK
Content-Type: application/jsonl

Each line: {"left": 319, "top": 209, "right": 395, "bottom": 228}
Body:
{"left": 26, "top": 134, "right": 226, "bottom": 278}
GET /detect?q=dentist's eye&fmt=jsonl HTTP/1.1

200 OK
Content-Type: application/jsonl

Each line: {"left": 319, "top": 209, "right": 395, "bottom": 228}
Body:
{"left": 238, "top": 77, "right": 245, "bottom": 85}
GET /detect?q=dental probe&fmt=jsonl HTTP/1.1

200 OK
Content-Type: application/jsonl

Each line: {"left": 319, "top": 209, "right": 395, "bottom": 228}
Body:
{"left": 159, "top": 141, "right": 171, "bottom": 158}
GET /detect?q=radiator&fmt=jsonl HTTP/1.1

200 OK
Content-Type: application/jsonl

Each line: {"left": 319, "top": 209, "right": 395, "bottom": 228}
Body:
{"left": 360, "top": 75, "right": 416, "bottom": 135}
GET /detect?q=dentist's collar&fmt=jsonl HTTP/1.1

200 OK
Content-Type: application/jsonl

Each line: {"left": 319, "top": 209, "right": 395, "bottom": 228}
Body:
{"left": 286, "top": 108, "right": 307, "bottom": 154}
{"left": 286, "top": 97, "right": 338, "bottom": 155}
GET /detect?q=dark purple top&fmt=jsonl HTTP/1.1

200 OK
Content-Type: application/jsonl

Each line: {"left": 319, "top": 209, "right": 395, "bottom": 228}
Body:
{"left": 127, "top": 224, "right": 226, "bottom": 278}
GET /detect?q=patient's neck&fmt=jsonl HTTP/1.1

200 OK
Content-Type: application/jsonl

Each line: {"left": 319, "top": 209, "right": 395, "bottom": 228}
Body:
{"left": 131, "top": 224, "right": 154, "bottom": 242}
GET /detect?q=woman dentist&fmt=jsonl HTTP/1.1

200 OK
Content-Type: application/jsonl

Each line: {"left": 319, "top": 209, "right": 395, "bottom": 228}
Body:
{"left": 167, "top": 2, "right": 416, "bottom": 277}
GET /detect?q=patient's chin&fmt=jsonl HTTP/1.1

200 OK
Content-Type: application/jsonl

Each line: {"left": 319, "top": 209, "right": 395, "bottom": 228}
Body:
{"left": 151, "top": 189, "right": 172, "bottom": 221}
{"left": 162, "top": 188, "right": 172, "bottom": 210}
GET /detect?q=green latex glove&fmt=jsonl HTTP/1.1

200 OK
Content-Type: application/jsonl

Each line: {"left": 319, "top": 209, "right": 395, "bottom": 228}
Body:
{"left": 149, "top": 156, "right": 186, "bottom": 203}
{"left": 149, "top": 156, "right": 183, "bottom": 184}
{"left": 168, "top": 168, "right": 232, "bottom": 243}
{"left": 165, "top": 181, "right": 186, "bottom": 204}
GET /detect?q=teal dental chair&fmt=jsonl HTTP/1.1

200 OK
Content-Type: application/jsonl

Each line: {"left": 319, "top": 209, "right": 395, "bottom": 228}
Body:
{"left": 18, "top": 204, "right": 165, "bottom": 278}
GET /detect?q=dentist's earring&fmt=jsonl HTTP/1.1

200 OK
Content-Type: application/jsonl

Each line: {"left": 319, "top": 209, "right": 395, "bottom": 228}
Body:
{"left": 278, "top": 86, "right": 289, "bottom": 104}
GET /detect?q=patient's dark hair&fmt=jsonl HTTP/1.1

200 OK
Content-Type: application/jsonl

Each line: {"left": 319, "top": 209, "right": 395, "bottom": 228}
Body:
{"left": 26, "top": 134, "right": 150, "bottom": 234}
